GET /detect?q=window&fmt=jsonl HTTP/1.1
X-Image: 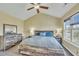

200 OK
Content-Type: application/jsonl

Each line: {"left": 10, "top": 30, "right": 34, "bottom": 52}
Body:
{"left": 72, "top": 24, "right": 79, "bottom": 45}
{"left": 64, "top": 12, "right": 79, "bottom": 45}
{"left": 64, "top": 19, "right": 71, "bottom": 41}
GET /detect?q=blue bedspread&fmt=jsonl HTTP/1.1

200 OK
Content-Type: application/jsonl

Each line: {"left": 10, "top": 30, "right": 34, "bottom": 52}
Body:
{"left": 21, "top": 36, "right": 63, "bottom": 49}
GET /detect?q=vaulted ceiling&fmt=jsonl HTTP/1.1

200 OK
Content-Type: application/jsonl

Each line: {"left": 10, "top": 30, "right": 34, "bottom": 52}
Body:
{"left": 0, "top": 3, "right": 76, "bottom": 20}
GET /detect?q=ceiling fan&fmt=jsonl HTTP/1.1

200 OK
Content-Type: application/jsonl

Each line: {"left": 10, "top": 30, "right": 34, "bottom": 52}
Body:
{"left": 27, "top": 3, "right": 48, "bottom": 13}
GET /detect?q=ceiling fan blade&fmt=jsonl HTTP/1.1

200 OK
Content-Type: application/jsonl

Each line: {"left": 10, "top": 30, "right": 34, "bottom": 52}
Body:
{"left": 39, "top": 6, "right": 48, "bottom": 9}
{"left": 30, "top": 3, "right": 35, "bottom": 5}
{"left": 37, "top": 9, "right": 39, "bottom": 13}
{"left": 27, "top": 7, "right": 34, "bottom": 10}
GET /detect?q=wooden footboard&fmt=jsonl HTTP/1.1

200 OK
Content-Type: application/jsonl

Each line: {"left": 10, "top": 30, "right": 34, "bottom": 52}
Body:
{"left": 18, "top": 44, "right": 65, "bottom": 56}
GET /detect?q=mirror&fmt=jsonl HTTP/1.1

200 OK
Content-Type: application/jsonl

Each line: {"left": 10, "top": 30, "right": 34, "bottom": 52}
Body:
{"left": 3, "top": 24, "right": 17, "bottom": 34}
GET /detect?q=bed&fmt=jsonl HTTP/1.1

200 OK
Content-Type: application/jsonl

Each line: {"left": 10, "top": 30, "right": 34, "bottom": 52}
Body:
{"left": 18, "top": 36, "right": 65, "bottom": 56}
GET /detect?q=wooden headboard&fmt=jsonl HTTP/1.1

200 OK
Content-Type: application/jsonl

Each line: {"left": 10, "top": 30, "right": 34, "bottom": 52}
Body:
{"left": 34, "top": 30, "right": 53, "bottom": 36}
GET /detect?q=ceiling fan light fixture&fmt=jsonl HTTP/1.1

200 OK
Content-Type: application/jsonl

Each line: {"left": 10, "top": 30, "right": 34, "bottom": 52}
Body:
{"left": 34, "top": 5, "right": 39, "bottom": 9}
{"left": 27, "top": 3, "right": 48, "bottom": 14}
{"left": 34, "top": 3, "right": 38, "bottom": 5}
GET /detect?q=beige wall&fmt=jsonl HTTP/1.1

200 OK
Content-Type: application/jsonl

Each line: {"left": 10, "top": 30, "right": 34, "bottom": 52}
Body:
{"left": 24, "top": 13, "right": 62, "bottom": 37}
{"left": 0, "top": 11, "right": 24, "bottom": 36}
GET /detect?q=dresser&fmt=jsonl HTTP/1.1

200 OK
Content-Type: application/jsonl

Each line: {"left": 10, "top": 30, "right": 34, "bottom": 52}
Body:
{"left": 4, "top": 33, "right": 22, "bottom": 50}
